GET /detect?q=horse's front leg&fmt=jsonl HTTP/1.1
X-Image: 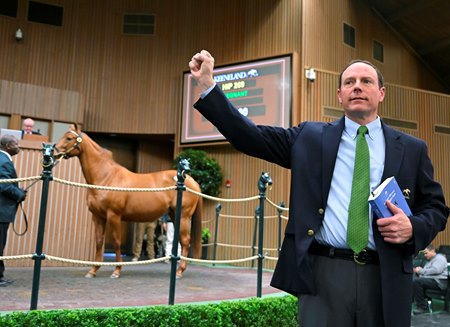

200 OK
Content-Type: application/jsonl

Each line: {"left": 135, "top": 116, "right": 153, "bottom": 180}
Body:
{"left": 86, "top": 215, "right": 106, "bottom": 278}
{"left": 176, "top": 217, "right": 191, "bottom": 278}
{"left": 108, "top": 212, "right": 123, "bottom": 278}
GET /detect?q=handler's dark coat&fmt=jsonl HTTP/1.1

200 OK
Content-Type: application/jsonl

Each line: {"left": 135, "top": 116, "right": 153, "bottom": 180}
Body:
{"left": 0, "top": 151, "right": 26, "bottom": 223}
{"left": 195, "top": 85, "right": 449, "bottom": 327}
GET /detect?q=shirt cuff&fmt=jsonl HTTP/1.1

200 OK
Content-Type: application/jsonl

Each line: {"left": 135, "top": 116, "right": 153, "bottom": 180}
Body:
{"left": 200, "top": 84, "right": 216, "bottom": 99}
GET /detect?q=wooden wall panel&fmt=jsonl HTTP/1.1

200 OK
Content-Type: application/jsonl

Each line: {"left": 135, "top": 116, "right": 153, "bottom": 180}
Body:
{"left": 301, "top": 0, "right": 445, "bottom": 93}
{"left": 0, "top": 80, "right": 84, "bottom": 124}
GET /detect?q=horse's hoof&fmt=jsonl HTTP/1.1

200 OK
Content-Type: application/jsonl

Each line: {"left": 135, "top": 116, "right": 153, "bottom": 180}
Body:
{"left": 110, "top": 273, "right": 120, "bottom": 279}
{"left": 176, "top": 274, "right": 183, "bottom": 279}
{"left": 85, "top": 272, "right": 96, "bottom": 278}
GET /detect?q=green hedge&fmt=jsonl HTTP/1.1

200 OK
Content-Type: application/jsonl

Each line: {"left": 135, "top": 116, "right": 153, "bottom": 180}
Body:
{"left": 0, "top": 295, "right": 297, "bottom": 327}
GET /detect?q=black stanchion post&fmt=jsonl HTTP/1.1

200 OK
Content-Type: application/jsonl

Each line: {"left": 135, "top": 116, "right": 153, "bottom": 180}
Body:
{"left": 251, "top": 206, "right": 259, "bottom": 269}
{"left": 277, "top": 202, "right": 285, "bottom": 256}
{"left": 168, "top": 159, "right": 188, "bottom": 305}
{"left": 30, "top": 144, "right": 55, "bottom": 310}
{"left": 212, "top": 203, "right": 221, "bottom": 265}
{"left": 256, "top": 172, "right": 272, "bottom": 297}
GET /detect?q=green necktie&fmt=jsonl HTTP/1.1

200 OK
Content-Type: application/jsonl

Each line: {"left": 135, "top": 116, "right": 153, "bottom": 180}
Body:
{"left": 347, "top": 125, "right": 370, "bottom": 254}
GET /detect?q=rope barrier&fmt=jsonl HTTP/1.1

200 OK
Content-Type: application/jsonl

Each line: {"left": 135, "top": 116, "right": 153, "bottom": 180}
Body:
{"left": 185, "top": 186, "right": 260, "bottom": 203}
{"left": 219, "top": 213, "right": 256, "bottom": 219}
{"left": 0, "top": 254, "right": 34, "bottom": 260}
{"left": 215, "top": 242, "right": 254, "bottom": 249}
{"left": 183, "top": 255, "right": 259, "bottom": 265}
{"left": 201, "top": 217, "right": 215, "bottom": 224}
{"left": 0, "top": 176, "right": 291, "bottom": 213}
{"left": 0, "top": 254, "right": 273, "bottom": 266}
{"left": 1, "top": 175, "right": 284, "bottom": 276}
{"left": 264, "top": 255, "right": 279, "bottom": 261}
{"left": 266, "top": 197, "right": 289, "bottom": 211}
{"left": 0, "top": 176, "right": 41, "bottom": 184}
{"left": 45, "top": 255, "right": 170, "bottom": 266}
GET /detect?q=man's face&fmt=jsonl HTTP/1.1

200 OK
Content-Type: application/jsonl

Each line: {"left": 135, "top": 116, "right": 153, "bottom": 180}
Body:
{"left": 338, "top": 62, "right": 385, "bottom": 122}
{"left": 24, "top": 121, "right": 34, "bottom": 133}
{"left": 6, "top": 139, "right": 20, "bottom": 156}
{"left": 423, "top": 249, "right": 435, "bottom": 260}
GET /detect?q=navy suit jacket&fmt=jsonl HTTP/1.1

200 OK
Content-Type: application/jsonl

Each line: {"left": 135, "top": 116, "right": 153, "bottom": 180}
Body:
{"left": 195, "top": 85, "right": 449, "bottom": 327}
{"left": 0, "top": 151, "right": 26, "bottom": 223}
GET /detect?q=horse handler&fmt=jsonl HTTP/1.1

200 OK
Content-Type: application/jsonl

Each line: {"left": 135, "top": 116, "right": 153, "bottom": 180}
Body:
{"left": 0, "top": 135, "right": 27, "bottom": 287}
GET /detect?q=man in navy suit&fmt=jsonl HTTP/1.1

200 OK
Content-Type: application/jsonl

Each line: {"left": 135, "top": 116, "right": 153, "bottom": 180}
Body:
{"left": 189, "top": 50, "right": 449, "bottom": 327}
{"left": 0, "top": 135, "right": 27, "bottom": 287}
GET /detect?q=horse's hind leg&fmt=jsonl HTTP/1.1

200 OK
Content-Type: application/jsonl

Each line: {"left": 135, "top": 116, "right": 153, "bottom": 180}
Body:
{"left": 176, "top": 217, "right": 191, "bottom": 278}
{"left": 108, "top": 213, "right": 123, "bottom": 278}
{"left": 86, "top": 215, "right": 106, "bottom": 278}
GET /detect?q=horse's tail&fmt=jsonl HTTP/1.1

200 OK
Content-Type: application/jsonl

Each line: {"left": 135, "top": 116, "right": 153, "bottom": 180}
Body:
{"left": 190, "top": 195, "right": 203, "bottom": 259}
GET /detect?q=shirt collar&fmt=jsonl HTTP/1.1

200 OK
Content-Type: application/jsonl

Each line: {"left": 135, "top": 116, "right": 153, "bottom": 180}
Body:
{"left": 0, "top": 149, "right": 13, "bottom": 161}
{"left": 344, "top": 116, "right": 382, "bottom": 141}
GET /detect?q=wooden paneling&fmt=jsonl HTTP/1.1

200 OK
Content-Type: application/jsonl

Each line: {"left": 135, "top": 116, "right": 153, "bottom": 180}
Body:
{"left": 0, "top": 80, "right": 84, "bottom": 124}
{"left": 301, "top": 0, "right": 446, "bottom": 93}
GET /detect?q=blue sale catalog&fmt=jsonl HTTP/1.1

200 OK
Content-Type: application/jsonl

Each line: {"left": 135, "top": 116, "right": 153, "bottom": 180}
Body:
{"left": 368, "top": 176, "right": 412, "bottom": 218}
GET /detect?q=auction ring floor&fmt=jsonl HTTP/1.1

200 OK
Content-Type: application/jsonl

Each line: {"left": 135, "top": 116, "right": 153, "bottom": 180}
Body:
{"left": 0, "top": 260, "right": 281, "bottom": 312}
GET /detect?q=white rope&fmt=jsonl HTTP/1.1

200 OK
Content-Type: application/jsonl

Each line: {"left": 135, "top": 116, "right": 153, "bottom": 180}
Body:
{"left": 186, "top": 187, "right": 260, "bottom": 203}
{"left": 45, "top": 255, "right": 170, "bottom": 266}
{"left": 265, "top": 197, "right": 289, "bottom": 211}
{"left": 219, "top": 213, "right": 256, "bottom": 219}
{"left": 215, "top": 242, "right": 254, "bottom": 249}
{"left": 0, "top": 254, "right": 34, "bottom": 260}
{"left": 264, "top": 255, "right": 279, "bottom": 261}
{"left": 0, "top": 254, "right": 277, "bottom": 265}
{"left": 182, "top": 255, "right": 259, "bottom": 264}
{"left": 0, "top": 176, "right": 41, "bottom": 184}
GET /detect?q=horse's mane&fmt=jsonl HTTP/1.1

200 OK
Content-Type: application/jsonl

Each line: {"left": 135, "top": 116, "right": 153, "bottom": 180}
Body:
{"left": 82, "top": 131, "right": 118, "bottom": 164}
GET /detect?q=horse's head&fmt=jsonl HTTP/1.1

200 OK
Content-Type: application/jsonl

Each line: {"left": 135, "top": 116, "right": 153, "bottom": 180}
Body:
{"left": 54, "top": 123, "right": 84, "bottom": 159}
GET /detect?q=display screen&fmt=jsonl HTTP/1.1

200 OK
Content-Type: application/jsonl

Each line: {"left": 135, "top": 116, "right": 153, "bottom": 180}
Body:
{"left": 180, "top": 54, "right": 292, "bottom": 145}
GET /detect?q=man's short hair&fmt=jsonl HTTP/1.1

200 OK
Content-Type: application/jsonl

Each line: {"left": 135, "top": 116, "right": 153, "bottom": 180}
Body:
{"left": 338, "top": 59, "right": 385, "bottom": 89}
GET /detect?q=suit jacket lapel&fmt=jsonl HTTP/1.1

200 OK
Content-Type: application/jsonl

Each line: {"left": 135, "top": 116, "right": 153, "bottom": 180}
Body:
{"left": 322, "top": 117, "right": 345, "bottom": 207}
{"left": 380, "top": 122, "right": 404, "bottom": 181}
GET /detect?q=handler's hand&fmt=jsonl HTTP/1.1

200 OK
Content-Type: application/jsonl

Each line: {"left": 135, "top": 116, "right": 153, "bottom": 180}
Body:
{"left": 189, "top": 50, "right": 216, "bottom": 92}
{"left": 376, "top": 200, "right": 413, "bottom": 244}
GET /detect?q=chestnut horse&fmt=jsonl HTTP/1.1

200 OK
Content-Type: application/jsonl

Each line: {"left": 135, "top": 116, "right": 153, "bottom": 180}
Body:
{"left": 54, "top": 124, "right": 202, "bottom": 278}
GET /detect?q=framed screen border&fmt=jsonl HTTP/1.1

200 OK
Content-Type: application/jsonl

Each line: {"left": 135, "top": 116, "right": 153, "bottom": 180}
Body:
{"left": 180, "top": 54, "right": 293, "bottom": 146}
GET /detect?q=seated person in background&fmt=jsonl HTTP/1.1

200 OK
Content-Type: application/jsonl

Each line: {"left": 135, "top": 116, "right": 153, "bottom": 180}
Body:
{"left": 131, "top": 221, "right": 157, "bottom": 262}
{"left": 22, "top": 118, "right": 41, "bottom": 137}
{"left": 412, "top": 244, "right": 448, "bottom": 314}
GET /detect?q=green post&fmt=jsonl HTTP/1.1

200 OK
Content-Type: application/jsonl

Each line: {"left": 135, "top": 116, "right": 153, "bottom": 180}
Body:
{"left": 256, "top": 172, "right": 272, "bottom": 297}
{"left": 30, "top": 144, "right": 55, "bottom": 310}
{"left": 168, "top": 159, "right": 189, "bottom": 305}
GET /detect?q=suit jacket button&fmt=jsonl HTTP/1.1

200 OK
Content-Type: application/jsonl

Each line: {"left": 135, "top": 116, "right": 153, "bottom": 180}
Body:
{"left": 307, "top": 229, "right": 315, "bottom": 237}
{"left": 318, "top": 208, "right": 324, "bottom": 215}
